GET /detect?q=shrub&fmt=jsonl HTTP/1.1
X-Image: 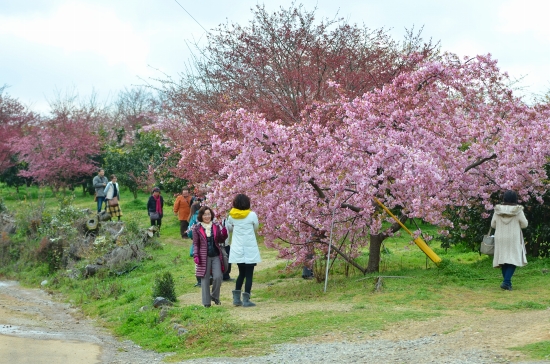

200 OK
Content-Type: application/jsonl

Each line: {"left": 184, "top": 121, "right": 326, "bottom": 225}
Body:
{"left": 152, "top": 271, "right": 177, "bottom": 302}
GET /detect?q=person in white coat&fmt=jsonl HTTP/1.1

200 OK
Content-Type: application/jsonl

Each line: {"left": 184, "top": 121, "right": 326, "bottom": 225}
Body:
{"left": 103, "top": 174, "right": 122, "bottom": 220}
{"left": 226, "top": 194, "right": 260, "bottom": 307}
{"left": 491, "top": 190, "right": 528, "bottom": 291}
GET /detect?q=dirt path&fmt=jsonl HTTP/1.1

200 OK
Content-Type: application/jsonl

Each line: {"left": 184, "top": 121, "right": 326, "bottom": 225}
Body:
{"left": 0, "top": 280, "right": 166, "bottom": 364}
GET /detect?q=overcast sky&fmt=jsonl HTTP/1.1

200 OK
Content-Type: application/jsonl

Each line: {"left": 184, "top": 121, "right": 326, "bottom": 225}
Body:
{"left": 1, "top": 0, "right": 549, "bottom": 113}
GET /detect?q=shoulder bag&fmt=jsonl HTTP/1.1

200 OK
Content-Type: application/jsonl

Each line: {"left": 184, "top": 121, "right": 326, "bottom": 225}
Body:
{"left": 220, "top": 245, "right": 229, "bottom": 272}
{"left": 480, "top": 227, "right": 495, "bottom": 255}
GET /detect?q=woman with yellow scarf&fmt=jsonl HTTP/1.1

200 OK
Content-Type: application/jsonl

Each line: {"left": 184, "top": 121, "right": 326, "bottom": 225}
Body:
{"left": 226, "top": 194, "right": 261, "bottom": 307}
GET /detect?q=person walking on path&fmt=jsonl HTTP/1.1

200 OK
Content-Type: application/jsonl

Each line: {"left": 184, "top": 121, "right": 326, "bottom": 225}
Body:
{"left": 103, "top": 175, "right": 122, "bottom": 221}
{"left": 147, "top": 187, "right": 164, "bottom": 236}
{"left": 92, "top": 169, "right": 108, "bottom": 213}
{"left": 173, "top": 187, "right": 193, "bottom": 239}
{"left": 192, "top": 206, "right": 228, "bottom": 307}
{"left": 226, "top": 194, "right": 261, "bottom": 307}
{"left": 491, "top": 190, "right": 528, "bottom": 291}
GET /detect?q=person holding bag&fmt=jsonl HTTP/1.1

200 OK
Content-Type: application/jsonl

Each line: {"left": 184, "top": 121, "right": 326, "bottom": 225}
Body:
{"left": 147, "top": 187, "right": 164, "bottom": 236}
{"left": 103, "top": 174, "right": 122, "bottom": 221}
{"left": 192, "top": 206, "right": 228, "bottom": 307}
{"left": 491, "top": 190, "right": 528, "bottom": 291}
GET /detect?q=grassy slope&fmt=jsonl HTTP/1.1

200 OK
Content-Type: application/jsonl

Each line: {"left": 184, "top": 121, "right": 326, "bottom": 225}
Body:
{"left": 1, "top": 184, "right": 550, "bottom": 361}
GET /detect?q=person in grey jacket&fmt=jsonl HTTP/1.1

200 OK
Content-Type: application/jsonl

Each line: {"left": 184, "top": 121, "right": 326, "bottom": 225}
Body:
{"left": 491, "top": 190, "right": 528, "bottom": 291}
{"left": 92, "top": 169, "right": 108, "bottom": 212}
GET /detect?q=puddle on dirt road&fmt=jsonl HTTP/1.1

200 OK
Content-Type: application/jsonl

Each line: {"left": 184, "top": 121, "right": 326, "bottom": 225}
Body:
{"left": 0, "top": 324, "right": 67, "bottom": 339}
{"left": 0, "top": 281, "right": 103, "bottom": 364}
{"left": 0, "top": 334, "right": 101, "bottom": 364}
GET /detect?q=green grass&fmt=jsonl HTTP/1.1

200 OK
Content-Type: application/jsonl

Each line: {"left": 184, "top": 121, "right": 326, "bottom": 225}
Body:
{"left": 511, "top": 341, "right": 550, "bottom": 360}
{"left": 2, "top": 183, "right": 550, "bottom": 361}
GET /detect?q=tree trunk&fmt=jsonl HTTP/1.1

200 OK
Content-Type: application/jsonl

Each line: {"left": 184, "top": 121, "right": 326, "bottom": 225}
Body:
{"left": 367, "top": 233, "right": 384, "bottom": 273}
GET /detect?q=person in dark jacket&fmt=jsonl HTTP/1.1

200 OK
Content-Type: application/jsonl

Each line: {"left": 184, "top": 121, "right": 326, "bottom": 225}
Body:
{"left": 147, "top": 187, "right": 164, "bottom": 236}
{"left": 192, "top": 206, "right": 228, "bottom": 307}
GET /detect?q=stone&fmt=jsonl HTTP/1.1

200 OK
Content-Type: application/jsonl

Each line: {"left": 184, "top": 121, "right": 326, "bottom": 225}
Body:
{"left": 153, "top": 297, "right": 173, "bottom": 308}
{"left": 159, "top": 307, "right": 169, "bottom": 322}
{"left": 84, "top": 264, "right": 104, "bottom": 278}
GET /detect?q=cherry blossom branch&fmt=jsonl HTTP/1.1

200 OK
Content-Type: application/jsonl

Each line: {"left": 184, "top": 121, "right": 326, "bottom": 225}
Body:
{"left": 464, "top": 153, "right": 497, "bottom": 172}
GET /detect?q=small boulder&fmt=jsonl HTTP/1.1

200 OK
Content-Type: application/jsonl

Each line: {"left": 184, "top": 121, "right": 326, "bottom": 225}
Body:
{"left": 153, "top": 297, "right": 173, "bottom": 308}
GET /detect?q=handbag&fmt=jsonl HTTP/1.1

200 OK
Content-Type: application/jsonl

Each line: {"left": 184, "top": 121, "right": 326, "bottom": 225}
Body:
{"left": 149, "top": 211, "right": 160, "bottom": 220}
{"left": 480, "top": 227, "right": 495, "bottom": 255}
{"left": 108, "top": 196, "right": 119, "bottom": 207}
{"left": 221, "top": 246, "right": 229, "bottom": 272}
{"left": 94, "top": 192, "right": 97, "bottom": 202}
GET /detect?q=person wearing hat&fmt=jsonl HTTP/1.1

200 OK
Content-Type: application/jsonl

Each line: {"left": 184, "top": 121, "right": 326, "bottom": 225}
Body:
{"left": 147, "top": 187, "right": 164, "bottom": 236}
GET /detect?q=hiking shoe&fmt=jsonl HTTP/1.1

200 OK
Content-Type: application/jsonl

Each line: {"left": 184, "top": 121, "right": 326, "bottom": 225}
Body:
{"left": 500, "top": 283, "right": 512, "bottom": 291}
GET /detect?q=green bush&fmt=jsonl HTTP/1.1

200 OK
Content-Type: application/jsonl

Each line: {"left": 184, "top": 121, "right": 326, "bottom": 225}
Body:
{"left": 152, "top": 271, "right": 177, "bottom": 302}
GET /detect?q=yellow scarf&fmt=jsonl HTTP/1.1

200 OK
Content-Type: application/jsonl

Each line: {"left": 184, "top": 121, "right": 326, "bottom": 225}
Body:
{"left": 229, "top": 208, "right": 250, "bottom": 219}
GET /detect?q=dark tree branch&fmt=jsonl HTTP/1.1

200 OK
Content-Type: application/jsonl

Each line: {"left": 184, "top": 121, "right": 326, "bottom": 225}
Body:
{"left": 308, "top": 178, "right": 328, "bottom": 201}
{"left": 381, "top": 214, "right": 409, "bottom": 239}
{"left": 464, "top": 153, "right": 497, "bottom": 172}
{"left": 340, "top": 203, "right": 362, "bottom": 212}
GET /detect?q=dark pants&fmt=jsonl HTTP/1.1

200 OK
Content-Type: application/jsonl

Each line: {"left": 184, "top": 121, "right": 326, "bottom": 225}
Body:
{"left": 501, "top": 263, "right": 516, "bottom": 288}
{"left": 179, "top": 220, "right": 189, "bottom": 238}
{"left": 96, "top": 196, "right": 105, "bottom": 212}
{"left": 223, "top": 245, "right": 232, "bottom": 280}
{"left": 236, "top": 263, "right": 255, "bottom": 293}
{"left": 151, "top": 219, "right": 162, "bottom": 235}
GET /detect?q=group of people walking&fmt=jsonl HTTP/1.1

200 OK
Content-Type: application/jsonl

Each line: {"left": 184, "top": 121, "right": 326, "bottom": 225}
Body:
{"left": 191, "top": 193, "right": 261, "bottom": 307}
{"left": 94, "top": 169, "right": 262, "bottom": 307}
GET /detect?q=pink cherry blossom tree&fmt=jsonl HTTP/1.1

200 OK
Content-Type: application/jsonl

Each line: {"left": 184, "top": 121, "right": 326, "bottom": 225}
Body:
{"left": 0, "top": 87, "right": 35, "bottom": 173}
{"left": 11, "top": 115, "right": 100, "bottom": 192}
{"left": 181, "top": 53, "right": 550, "bottom": 273}
{"left": 159, "top": 4, "right": 438, "bottom": 185}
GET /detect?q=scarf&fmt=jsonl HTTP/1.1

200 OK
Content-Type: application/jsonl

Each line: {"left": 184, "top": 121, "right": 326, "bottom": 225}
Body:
{"left": 200, "top": 221, "right": 213, "bottom": 237}
{"left": 154, "top": 195, "right": 163, "bottom": 214}
{"left": 229, "top": 208, "right": 251, "bottom": 219}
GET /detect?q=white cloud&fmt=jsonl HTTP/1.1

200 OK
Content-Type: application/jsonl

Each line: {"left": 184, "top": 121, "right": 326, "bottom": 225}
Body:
{"left": 0, "top": 1, "right": 149, "bottom": 73}
{"left": 497, "top": 0, "right": 550, "bottom": 42}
